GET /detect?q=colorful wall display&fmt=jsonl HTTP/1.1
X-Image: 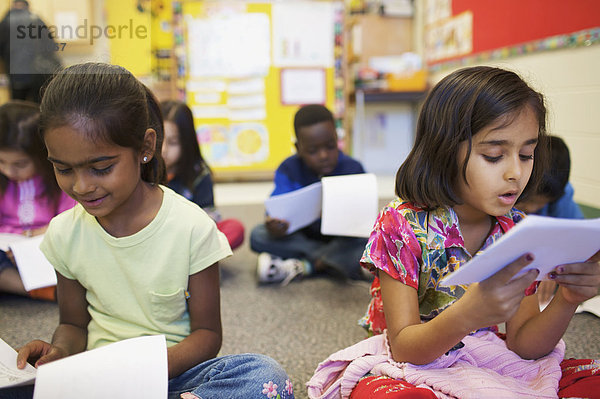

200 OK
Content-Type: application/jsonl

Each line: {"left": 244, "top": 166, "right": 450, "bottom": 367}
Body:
{"left": 425, "top": 0, "right": 600, "bottom": 71}
{"left": 180, "top": 1, "right": 340, "bottom": 177}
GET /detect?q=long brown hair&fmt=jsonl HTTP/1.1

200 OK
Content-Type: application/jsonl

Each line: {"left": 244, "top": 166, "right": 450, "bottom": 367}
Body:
{"left": 160, "top": 100, "right": 210, "bottom": 190}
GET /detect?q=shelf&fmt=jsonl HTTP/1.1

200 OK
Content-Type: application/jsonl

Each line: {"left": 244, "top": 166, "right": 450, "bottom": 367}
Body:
{"left": 350, "top": 89, "right": 428, "bottom": 103}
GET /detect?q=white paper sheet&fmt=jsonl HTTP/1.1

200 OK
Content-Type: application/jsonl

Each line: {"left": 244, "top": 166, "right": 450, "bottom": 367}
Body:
{"left": 0, "top": 232, "right": 28, "bottom": 252}
{"left": 187, "top": 14, "right": 270, "bottom": 78}
{"left": 272, "top": 2, "right": 335, "bottom": 67}
{"left": 280, "top": 68, "right": 326, "bottom": 105}
{"left": 320, "top": 174, "right": 379, "bottom": 238}
{"left": 576, "top": 295, "right": 600, "bottom": 318}
{"left": 10, "top": 235, "right": 57, "bottom": 291}
{"left": 33, "top": 335, "right": 167, "bottom": 399}
{"left": 0, "top": 338, "right": 36, "bottom": 389}
{"left": 440, "top": 215, "right": 600, "bottom": 286}
{"left": 264, "top": 182, "right": 322, "bottom": 234}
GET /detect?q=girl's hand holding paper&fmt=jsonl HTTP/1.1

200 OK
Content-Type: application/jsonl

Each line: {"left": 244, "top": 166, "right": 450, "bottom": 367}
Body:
{"left": 549, "top": 249, "right": 600, "bottom": 305}
{"left": 457, "top": 253, "right": 539, "bottom": 330}
{"left": 17, "top": 340, "right": 67, "bottom": 369}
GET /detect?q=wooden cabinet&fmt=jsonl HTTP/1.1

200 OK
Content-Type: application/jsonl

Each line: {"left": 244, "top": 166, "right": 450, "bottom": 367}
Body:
{"left": 342, "top": 11, "right": 427, "bottom": 174}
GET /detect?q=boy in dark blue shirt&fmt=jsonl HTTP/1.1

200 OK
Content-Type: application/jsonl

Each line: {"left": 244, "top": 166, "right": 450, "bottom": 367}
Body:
{"left": 250, "top": 104, "right": 367, "bottom": 284}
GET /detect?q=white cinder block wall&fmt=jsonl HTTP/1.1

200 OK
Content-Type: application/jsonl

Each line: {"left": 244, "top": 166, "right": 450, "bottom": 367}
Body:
{"left": 429, "top": 45, "right": 600, "bottom": 209}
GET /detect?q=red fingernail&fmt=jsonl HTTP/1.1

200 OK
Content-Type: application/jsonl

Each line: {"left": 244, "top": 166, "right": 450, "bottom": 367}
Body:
{"left": 557, "top": 266, "right": 565, "bottom": 273}
{"left": 549, "top": 272, "right": 557, "bottom": 280}
{"left": 526, "top": 253, "right": 534, "bottom": 262}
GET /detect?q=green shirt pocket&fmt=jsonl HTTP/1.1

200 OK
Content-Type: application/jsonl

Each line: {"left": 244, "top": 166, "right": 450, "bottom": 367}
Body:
{"left": 150, "top": 287, "right": 187, "bottom": 324}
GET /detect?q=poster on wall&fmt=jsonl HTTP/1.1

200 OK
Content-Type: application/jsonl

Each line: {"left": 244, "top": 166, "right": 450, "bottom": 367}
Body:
{"left": 271, "top": 2, "right": 335, "bottom": 67}
{"left": 197, "top": 123, "right": 269, "bottom": 167}
{"left": 425, "top": 0, "right": 452, "bottom": 25}
{"left": 187, "top": 13, "right": 270, "bottom": 77}
{"left": 280, "top": 68, "right": 326, "bottom": 105}
{"left": 425, "top": 11, "right": 473, "bottom": 63}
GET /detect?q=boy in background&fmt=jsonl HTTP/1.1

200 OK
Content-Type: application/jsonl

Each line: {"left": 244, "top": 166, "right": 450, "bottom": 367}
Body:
{"left": 517, "top": 135, "right": 583, "bottom": 218}
{"left": 250, "top": 104, "right": 367, "bottom": 285}
{"left": 517, "top": 135, "right": 584, "bottom": 304}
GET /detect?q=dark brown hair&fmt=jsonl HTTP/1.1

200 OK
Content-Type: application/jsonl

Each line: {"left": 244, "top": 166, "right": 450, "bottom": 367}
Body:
{"left": 534, "top": 135, "right": 571, "bottom": 202}
{"left": 160, "top": 100, "right": 209, "bottom": 190}
{"left": 0, "top": 100, "right": 62, "bottom": 206}
{"left": 293, "top": 104, "right": 335, "bottom": 138}
{"left": 39, "top": 62, "right": 166, "bottom": 185}
{"left": 396, "top": 66, "right": 549, "bottom": 210}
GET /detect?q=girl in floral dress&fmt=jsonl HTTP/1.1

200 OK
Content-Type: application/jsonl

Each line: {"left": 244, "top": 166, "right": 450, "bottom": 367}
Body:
{"left": 308, "top": 66, "right": 600, "bottom": 399}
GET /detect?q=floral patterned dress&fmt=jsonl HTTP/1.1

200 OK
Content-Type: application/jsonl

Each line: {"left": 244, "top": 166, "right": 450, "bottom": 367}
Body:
{"left": 358, "top": 197, "right": 537, "bottom": 335}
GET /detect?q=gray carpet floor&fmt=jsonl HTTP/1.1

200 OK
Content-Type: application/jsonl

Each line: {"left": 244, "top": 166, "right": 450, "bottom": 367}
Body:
{"left": 1, "top": 203, "right": 600, "bottom": 398}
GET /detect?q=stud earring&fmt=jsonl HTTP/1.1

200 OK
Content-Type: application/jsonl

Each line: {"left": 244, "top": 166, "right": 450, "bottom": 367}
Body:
{"left": 143, "top": 156, "right": 148, "bottom": 163}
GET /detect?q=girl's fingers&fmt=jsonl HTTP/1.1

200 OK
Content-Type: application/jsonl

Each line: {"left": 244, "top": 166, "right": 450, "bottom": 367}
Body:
{"left": 550, "top": 272, "right": 600, "bottom": 288}
{"left": 486, "top": 253, "right": 536, "bottom": 285}
{"left": 16, "top": 340, "right": 47, "bottom": 368}
{"left": 586, "top": 249, "right": 600, "bottom": 263}
{"left": 552, "top": 260, "right": 600, "bottom": 277}
{"left": 557, "top": 283, "right": 598, "bottom": 304}
{"left": 35, "top": 351, "right": 59, "bottom": 367}
{"left": 16, "top": 347, "right": 31, "bottom": 369}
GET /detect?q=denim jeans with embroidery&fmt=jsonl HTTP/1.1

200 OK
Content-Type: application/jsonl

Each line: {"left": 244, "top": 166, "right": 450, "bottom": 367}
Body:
{"left": 169, "top": 353, "right": 294, "bottom": 399}
{"left": 2, "top": 353, "right": 294, "bottom": 399}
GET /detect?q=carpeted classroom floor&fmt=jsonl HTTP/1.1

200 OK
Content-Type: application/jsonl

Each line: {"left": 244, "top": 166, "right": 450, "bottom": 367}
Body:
{"left": 1, "top": 201, "right": 600, "bottom": 398}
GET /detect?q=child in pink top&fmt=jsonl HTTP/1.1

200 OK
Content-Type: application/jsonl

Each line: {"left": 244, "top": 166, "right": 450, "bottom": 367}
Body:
{"left": 0, "top": 101, "right": 75, "bottom": 300}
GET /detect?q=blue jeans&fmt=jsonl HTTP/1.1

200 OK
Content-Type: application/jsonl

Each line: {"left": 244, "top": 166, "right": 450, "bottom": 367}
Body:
{"left": 1, "top": 385, "right": 34, "bottom": 399}
{"left": 3, "top": 354, "right": 293, "bottom": 399}
{"left": 0, "top": 249, "right": 15, "bottom": 274}
{"left": 169, "top": 353, "right": 294, "bottom": 399}
{"left": 250, "top": 224, "right": 368, "bottom": 280}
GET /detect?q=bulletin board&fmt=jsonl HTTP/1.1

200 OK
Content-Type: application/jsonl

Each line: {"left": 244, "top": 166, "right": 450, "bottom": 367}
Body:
{"left": 426, "top": 0, "right": 600, "bottom": 69}
{"left": 181, "top": 1, "right": 341, "bottom": 180}
{"left": 105, "top": 0, "right": 153, "bottom": 76}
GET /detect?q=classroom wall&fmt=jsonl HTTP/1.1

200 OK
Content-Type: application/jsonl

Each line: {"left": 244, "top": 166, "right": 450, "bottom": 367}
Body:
{"left": 429, "top": 45, "right": 600, "bottom": 209}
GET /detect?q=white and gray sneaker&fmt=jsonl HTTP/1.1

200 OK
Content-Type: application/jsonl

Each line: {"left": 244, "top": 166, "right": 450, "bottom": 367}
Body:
{"left": 256, "top": 253, "right": 309, "bottom": 286}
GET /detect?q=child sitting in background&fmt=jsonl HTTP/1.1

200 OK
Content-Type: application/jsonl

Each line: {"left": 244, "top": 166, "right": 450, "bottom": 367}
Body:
{"left": 0, "top": 100, "right": 75, "bottom": 301}
{"left": 307, "top": 66, "right": 600, "bottom": 398}
{"left": 517, "top": 135, "right": 583, "bottom": 218}
{"left": 160, "top": 100, "right": 244, "bottom": 250}
{"left": 250, "top": 104, "right": 367, "bottom": 284}
{"left": 517, "top": 135, "right": 584, "bottom": 304}
{"left": 12, "top": 62, "right": 293, "bottom": 399}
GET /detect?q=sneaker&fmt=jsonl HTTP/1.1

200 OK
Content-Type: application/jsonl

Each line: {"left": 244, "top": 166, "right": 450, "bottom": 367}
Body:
{"left": 257, "top": 253, "right": 309, "bottom": 286}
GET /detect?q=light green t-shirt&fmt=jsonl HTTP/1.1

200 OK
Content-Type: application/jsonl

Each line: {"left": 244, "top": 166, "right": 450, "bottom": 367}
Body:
{"left": 40, "top": 185, "right": 232, "bottom": 349}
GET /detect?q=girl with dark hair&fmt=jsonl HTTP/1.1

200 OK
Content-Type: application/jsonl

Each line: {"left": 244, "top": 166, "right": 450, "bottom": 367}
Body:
{"left": 0, "top": 100, "right": 75, "bottom": 301}
{"left": 12, "top": 63, "right": 293, "bottom": 399}
{"left": 308, "top": 66, "right": 600, "bottom": 398}
{"left": 161, "top": 100, "right": 244, "bottom": 250}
